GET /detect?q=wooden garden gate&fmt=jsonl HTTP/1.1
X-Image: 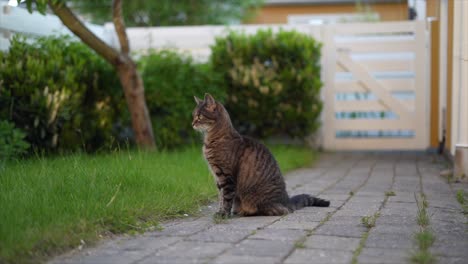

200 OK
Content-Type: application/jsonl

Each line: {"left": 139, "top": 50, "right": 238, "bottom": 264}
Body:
{"left": 322, "top": 21, "right": 429, "bottom": 151}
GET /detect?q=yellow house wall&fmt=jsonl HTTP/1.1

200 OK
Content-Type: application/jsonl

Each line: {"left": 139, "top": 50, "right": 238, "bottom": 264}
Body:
{"left": 247, "top": 2, "right": 408, "bottom": 24}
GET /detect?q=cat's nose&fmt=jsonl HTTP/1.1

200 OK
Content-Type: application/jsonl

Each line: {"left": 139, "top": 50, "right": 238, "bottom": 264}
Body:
{"left": 192, "top": 120, "right": 197, "bottom": 127}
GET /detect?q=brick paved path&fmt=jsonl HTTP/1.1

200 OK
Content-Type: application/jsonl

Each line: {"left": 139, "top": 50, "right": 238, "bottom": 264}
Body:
{"left": 51, "top": 152, "right": 468, "bottom": 264}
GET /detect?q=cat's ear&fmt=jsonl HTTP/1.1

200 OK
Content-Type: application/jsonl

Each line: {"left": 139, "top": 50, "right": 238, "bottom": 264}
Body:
{"left": 204, "top": 93, "right": 216, "bottom": 112}
{"left": 194, "top": 96, "right": 203, "bottom": 105}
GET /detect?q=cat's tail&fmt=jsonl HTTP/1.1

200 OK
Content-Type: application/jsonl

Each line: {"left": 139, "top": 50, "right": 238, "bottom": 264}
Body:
{"left": 289, "top": 194, "right": 330, "bottom": 210}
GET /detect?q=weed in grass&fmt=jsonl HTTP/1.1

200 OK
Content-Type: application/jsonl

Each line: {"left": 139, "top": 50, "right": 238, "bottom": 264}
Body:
{"left": 415, "top": 195, "right": 430, "bottom": 228}
{"left": 456, "top": 189, "right": 468, "bottom": 215}
{"left": 351, "top": 232, "right": 370, "bottom": 264}
{"left": 456, "top": 189, "right": 465, "bottom": 205}
{"left": 294, "top": 241, "right": 306, "bottom": 249}
{"left": 385, "top": 191, "right": 396, "bottom": 197}
{"left": 415, "top": 230, "right": 435, "bottom": 250}
{"left": 417, "top": 209, "right": 430, "bottom": 227}
{"left": 212, "top": 213, "right": 229, "bottom": 224}
{"left": 447, "top": 172, "right": 453, "bottom": 184}
{"left": 422, "top": 199, "right": 429, "bottom": 209}
{"left": 415, "top": 194, "right": 429, "bottom": 226}
{"left": 361, "top": 212, "right": 380, "bottom": 228}
{"left": 411, "top": 192, "right": 436, "bottom": 264}
{"left": 409, "top": 250, "right": 436, "bottom": 264}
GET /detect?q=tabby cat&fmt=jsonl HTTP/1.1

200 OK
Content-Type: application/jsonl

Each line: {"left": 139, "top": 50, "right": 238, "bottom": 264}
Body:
{"left": 192, "top": 93, "right": 330, "bottom": 216}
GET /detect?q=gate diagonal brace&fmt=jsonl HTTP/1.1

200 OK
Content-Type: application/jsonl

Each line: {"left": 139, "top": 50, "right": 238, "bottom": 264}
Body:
{"left": 337, "top": 53, "right": 412, "bottom": 123}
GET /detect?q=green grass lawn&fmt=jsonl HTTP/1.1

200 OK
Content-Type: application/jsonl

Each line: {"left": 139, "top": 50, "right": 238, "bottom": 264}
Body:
{"left": 0, "top": 145, "right": 316, "bottom": 263}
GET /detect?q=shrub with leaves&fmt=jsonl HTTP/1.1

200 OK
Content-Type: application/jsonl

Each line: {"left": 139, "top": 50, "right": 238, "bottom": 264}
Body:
{"left": 0, "top": 35, "right": 126, "bottom": 153}
{"left": 210, "top": 29, "right": 323, "bottom": 138}
{"left": 0, "top": 120, "right": 30, "bottom": 161}
{"left": 139, "top": 50, "right": 226, "bottom": 148}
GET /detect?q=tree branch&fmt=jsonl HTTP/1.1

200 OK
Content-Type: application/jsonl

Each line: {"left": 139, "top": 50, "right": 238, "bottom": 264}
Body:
{"left": 112, "top": 0, "right": 130, "bottom": 55}
{"left": 47, "top": 0, "right": 122, "bottom": 65}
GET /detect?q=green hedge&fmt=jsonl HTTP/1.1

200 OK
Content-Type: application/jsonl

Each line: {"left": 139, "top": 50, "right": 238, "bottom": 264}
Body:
{"left": 0, "top": 120, "right": 29, "bottom": 162}
{"left": 0, "top": 35, "right": 126, "bottom": 153}
{"left": 1, "top": 29, "right": 323, "bottom": 154}
{"left": 139, "top": 50, "right": 226, "bottom": 149}
{"left": 210, "top": 29, "right": 323, "bottom": 138}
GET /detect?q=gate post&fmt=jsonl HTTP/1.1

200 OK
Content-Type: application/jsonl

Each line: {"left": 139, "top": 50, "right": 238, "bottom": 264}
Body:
{"left": 322, "top": 25, "right": 337, "bottom": 151}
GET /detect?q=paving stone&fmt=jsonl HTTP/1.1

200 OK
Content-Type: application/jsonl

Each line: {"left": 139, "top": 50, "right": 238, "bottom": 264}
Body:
{"left": 375, "top": 215, "right": 417, "bottom": 226}
{"left": 139, "top": 256, "right": 209, "bottom": 264}
{"left": 365, "top": 232, "right": 415, "bottom": 249}
{"left": 186, "top": 226, "right": 251, "bottom": 243}
{"left": 212, "top": 255, "right": 281, "bottom": 264}
{"left": 294, "top": 205, "right": 335, "bottom": 214}
{"left": 432, "top": 235, "right": 468, "bottom": 257}
{"left": 353, "top": 190, "right": 388, "bottom": 197}
{"left": 149, "top": 219, "right": 212, "bottom": 237}
{"left": 249, "top": 228, "right": 306, "bottom": 242}
{"left": 435, "top": 256, "right": 467, "bottom": 264}
{"left": 395, "top": 167, "right": 418, "bottom": 177}
{"left": 373, "top": 162, "right": 395, "bottom": 169}
{"left": 342, "top": 201, "right": 382, "bottom": 211}
{"left": 349, "top": 196, "right": 386, "bottom": 204}
{"left": 427, "top": 206, "right": 466, "bottom": 220}
{"left": 284, "top": 248, "right": 353, "bottom": 264}
{"left": 333, "top": 204, "right": 380, "bottom": 217}
{"left": 372, "top": 224, "right": 418, "bottom": 235}
{"left": 139, "top": 241, "right": 231, "bottom": 264}
{"left": 358, "top": 247, "right": 411, "bottom": 264}
{"left": 291, "top": 185, "right": 327, "bottom": 194}
{"left": 331, "top": 182, "right": 361, "bottom": 191}
{"left": 326, "top": 216, "right": 363, "bottom": 225}
{"left": 51, "top": 236, "right": 181, "bottom": 264}
{"left": 314, "top": 223, "right": 367, "bottom": 238}
{"left": 282, "top": 210, "right": 332, "bottom": 222}
{"left": 224, "top": 239, "right": 294, "bottom": 258}
{"left": 392, "top": 183, "right": 420, "bottom": 193}
{"left": 221, "top": 216, "right": 280, "bottom": 230}
{"left": 387, "top": 192, "right": 418, "bottom": 203}
{"left": 431, "top": 220, "right": 468, "bottom": 238}
{"left": 359, "top": 186, "right": 391, "bottom": 194}
{"left": 427, "top": 198, "right": 463, "bottom": 210}
{"left": 320, "top": 188, "right": 351, "bottom": 195}
{"left": 326, "top": 200, "right": 347, "bottom": 208}
{"left": 380, "top": 202, "right": 418, "bottom": 217}
{"left": 267, "top": 219, "right": 321, "bottom": 230}
{"left": 317, "top": 194, "right": 350, "bottom": 202}
{"left": 304, "top": 235, "right": 361, "bottom": 251}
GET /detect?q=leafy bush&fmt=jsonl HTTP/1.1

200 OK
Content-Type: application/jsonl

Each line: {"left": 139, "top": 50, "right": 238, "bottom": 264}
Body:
{"left": 0, "top": 120, "right": 29, "bottom": 161}
{"left": 210, "top": 29, "right": 323, "bottom": 138}
{"left": 0, "top": 35, "right": 126, "bottom": 153}
{"left": 139, "top": 50, "right": 226, "bottom": 148}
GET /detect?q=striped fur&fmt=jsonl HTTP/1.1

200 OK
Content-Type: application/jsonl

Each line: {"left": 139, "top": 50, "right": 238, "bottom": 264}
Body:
{"left": 192, "top": 94, "right": 330, "bottom": 216}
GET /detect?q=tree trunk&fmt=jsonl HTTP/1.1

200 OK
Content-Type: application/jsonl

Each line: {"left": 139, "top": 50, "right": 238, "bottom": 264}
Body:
{"left": 48, "top": 0, "right": 156, "bottom": 149}
{"left": 116, "top": 59, "right": 155, "bottom": 148}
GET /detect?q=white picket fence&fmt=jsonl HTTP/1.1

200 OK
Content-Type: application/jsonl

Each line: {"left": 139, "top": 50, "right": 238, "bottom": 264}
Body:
{"left": 0, "top": 3, "right": 432, "bottom": 151}
{"left": 126, "top": 24, "right": 322, "bottom": 60}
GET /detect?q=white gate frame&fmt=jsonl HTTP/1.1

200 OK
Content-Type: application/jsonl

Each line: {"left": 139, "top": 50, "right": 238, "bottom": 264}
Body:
{"left": 322, "top": 21, "right": 430, "bottom": 151}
